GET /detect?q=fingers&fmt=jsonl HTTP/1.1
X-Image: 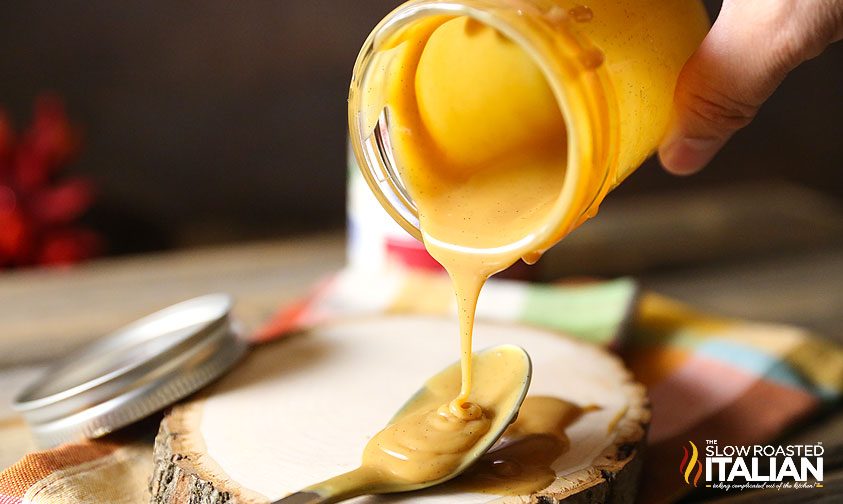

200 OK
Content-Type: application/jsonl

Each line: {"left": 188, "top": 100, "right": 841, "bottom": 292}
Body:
{"left": 659, "top": 0, "right": 843, "bottom": 175}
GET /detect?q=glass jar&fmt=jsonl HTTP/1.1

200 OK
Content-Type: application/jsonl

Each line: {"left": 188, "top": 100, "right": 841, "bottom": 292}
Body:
{"left": 348, "top": 0, "right": 709, "bottom": 261}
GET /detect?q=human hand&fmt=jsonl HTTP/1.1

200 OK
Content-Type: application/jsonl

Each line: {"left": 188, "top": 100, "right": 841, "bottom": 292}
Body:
{"left": 658, "top": 0, "right": 843, "bottom": 175}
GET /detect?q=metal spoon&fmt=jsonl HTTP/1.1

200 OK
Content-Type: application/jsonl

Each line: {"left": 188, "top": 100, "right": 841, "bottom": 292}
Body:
{"left": 274, "top": 344, "right": 532, "bottom": 504}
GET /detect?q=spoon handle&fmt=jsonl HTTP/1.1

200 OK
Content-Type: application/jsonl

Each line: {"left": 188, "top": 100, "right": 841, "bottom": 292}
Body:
{"left": 272, "top": 467, "right": 378, "bottom": 504}
{"left": 272, "top": 491, "right": 329, "bottom": 504}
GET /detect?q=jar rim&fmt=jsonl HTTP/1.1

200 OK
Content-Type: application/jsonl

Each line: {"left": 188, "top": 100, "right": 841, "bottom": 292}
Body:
{"left": 348, "top": 0, "right": 615, "bottom": 256}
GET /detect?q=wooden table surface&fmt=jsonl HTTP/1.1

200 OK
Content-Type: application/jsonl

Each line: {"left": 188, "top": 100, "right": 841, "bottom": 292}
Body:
{"left": 0, "top": 228, "right": 840, "bottom": 502}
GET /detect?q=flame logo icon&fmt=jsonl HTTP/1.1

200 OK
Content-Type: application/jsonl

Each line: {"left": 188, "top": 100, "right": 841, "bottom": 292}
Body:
{"left": 680, "top": 441, "right": 703, "bottom": 487}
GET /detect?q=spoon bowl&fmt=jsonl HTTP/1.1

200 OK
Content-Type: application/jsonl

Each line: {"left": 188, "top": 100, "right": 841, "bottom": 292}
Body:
{"left": 275, "top": 344, "right": 532, "bottom": 504}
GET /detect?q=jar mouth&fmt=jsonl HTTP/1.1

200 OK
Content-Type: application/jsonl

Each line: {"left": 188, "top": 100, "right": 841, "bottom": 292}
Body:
{"left": 355, "top": 103, "right": 421, "bottom": 238}
{"left": 349, "top": 0, "right": 613, "bottom": 256}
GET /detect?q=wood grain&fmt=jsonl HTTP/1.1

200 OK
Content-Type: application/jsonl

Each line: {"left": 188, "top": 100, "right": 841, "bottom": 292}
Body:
{"left": 150, "top": 318, "right": 651, "bottom": 504}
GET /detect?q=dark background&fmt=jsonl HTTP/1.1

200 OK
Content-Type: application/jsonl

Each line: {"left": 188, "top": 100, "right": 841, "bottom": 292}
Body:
{"left": 0, "top": 0, "right": 840, "bottom": 254}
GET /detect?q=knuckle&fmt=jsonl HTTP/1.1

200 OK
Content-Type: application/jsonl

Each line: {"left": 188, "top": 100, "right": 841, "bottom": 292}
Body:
{"left": 769, "top": 34, "right": 807, "bottom": 74}
{"left": 768, "top": 0, "right": 841, "bottom": 68}
{"left": 681, "top": 85, "right": 759, "bottom": 133}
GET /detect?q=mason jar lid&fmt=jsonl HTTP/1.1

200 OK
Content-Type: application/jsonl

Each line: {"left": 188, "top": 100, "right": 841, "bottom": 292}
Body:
{"left": 13, "top": 294, "right": 248, "bottom": 448}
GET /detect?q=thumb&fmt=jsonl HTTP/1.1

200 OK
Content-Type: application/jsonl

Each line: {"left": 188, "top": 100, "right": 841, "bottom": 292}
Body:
{"left": 659, "top": 0, "right": 843, "bottom": 175}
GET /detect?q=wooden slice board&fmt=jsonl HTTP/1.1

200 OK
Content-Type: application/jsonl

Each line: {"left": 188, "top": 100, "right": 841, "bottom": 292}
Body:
{"left": 151, "top": 316, "right": 649, "bottom": 503}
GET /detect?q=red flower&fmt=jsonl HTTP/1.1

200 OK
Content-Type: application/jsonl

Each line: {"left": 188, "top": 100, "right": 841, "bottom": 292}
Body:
{"left": 0, "top": 95, "right": 101, "bottom": 268}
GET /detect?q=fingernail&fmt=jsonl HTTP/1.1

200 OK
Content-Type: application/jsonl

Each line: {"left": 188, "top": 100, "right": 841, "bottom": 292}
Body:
{"left": 659, "top": 136, "right": 723, "bottom": 175}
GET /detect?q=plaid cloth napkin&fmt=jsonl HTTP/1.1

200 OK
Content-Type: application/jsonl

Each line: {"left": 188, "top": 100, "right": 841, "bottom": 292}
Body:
{"left": 2, "top": 268, "right": 841, "bottom": 503}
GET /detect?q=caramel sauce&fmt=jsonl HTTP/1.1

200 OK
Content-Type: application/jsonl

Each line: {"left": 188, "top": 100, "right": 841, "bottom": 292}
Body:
{"left": 365, "top": 11, "right": 567, "bottom": 484}
{"left": 389, "top": 15, "right": 567, "bottom": 417}
{"left": 309, "top": 347, "right": 530, "bottom": 497}
{"left": 449, "top": 397, "right": 599, "bottom": 495}
{"left": 334, "top": 13, "right": 575, "bottom": 496}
